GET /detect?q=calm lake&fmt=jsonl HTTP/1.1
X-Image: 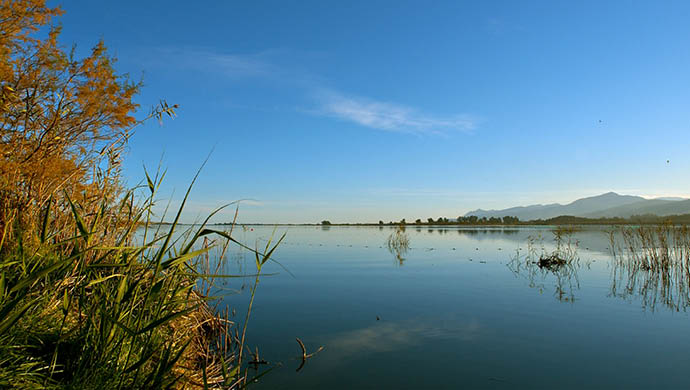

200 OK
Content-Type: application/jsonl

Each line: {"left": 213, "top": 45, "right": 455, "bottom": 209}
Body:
{"left": 211, "top": 225, "right": 690, "bottom": 389}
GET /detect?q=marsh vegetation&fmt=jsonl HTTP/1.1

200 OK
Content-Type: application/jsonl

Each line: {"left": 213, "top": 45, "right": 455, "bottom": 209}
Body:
{"left": 508, "top": 227, "right": 583, "bottom": 302}
{"left": 609, "top": 224, "right": 690, "bottom": 311}
{"left": 0, "top": 2, "right": 279, "bottom": 387}
{"left": 386, "top": 225, "right": 410, "bottom": 264}
{"left": 3, "top": 3, "right": 690, "bottom": 389}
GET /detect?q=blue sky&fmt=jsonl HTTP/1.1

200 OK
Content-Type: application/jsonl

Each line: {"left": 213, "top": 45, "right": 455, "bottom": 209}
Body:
{"left": 56, "top": 0, "right": 690, "bottom": 223}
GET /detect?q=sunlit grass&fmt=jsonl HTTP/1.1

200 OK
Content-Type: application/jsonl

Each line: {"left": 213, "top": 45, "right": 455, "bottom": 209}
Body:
{"left": 0, "top": 166, "right": 280, "bottom": 389}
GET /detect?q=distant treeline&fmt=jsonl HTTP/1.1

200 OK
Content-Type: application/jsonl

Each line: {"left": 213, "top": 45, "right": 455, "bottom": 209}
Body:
{"left": 214, "top": 214, "right": 690, "bottom": 227}
{"left": 327, "top": 213, "right": 690, "bottom": 226}
{"left": 379, "top": 216, "right": 521, "bottom": 225}
{"left": 523, "top": 214, "right": 690, "bottom": 225}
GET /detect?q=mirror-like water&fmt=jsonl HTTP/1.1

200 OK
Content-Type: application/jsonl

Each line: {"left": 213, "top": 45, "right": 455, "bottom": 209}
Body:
{"left": 214, "top": 225, "right": 690, "bottom": 389}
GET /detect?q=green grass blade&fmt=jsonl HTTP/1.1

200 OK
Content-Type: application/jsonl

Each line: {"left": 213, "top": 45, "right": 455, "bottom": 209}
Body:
{"left": 0, "top": 298, "right": 36, "bottom": 334}
{"left": 154, "top": 156, "right": 210, "bottom": 271}
{"left": 136, "top": 306, "right": 198, "bottom": 335}
{"left": 9, "top": 254, "right": 79, "bottom": 293}
{"left": 65, "top": 192, "right": 89, "bottom": 239}
{"left": 160, "top": 247, "right": 210, "bottom": 270}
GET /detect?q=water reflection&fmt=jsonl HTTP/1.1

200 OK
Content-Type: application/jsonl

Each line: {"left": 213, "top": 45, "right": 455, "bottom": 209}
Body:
{"left": 454, "top": 228, "right": 520, "bottom": 236}
{"left": 386, "top": 225, "right": 410, "bottom": 265}
{"left": 323, "top": 319, "right": 482, "bottom": 361}
{"left": 508, "top": 230, "right": 584, "bottom": 302}
{"left": 609, "top": 225, "right": 690, "bottom": 311}
{"left": 610, "top": 262, "right": 690, "bottom": 312}
{"left": 508, "top": 254, "right": 582, "bottom": 303}
{"left": 216, "top": 225, "right": 690, "bottom": 389}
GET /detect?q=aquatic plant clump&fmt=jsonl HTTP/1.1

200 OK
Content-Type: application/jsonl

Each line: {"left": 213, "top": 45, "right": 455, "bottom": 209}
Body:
{"left": 609, "top": 224, "right": 690, "bottom": 311}
{"left": 508, "top": 228, "right": 582, "bottom": 302}
{"left": 387, "top": 225, "right": 410, "bottom": 264}
{"left": 537, "top": 254, "right": 567, "bottom": 270}
{"left": 525, "top": 227, "right": 580, "bottom": 268}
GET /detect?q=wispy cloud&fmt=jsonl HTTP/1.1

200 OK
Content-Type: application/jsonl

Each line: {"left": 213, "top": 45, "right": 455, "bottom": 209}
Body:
{"left": 486, "top": 17, "right": 505, "bottom": 36}
{"left": 151, "top": 47, "right": 480, "bottom": 135}
{"left": 153, "top": 47, "right": 279, "bottom": 78}
{"left": 200, "top": 52, "right": 274, "bottom": 77}
{"left": 317, "top": 91, "right": 478, "bottom": 135}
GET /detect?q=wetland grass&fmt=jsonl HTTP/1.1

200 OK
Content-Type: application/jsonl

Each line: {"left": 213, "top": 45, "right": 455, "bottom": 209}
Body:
{"left": 610, "top": 224, "right": 690, "bottom": 311}
{"left": 0, "top": 169, "right": 280, "bottom": 388}
{"left": 0, "top": 3, "right": 283, "bottom": 386}
{"left": 386, "top": 225, "right": 410, "bottom": 264}
{"left": 508, "top": 228, "right": 582, "bottom": 302}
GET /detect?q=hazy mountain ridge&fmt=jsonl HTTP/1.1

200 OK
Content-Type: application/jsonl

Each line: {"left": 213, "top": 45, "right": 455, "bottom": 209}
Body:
{"left": 465, "top": 192, "right": 690, "bottom": 220}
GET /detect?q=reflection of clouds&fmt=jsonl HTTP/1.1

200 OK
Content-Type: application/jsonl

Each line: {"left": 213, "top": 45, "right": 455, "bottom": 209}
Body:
{"left": 329, "top": 323, "right": 414, "bottom": 356}
{"left": 324, "top": 319, "right": 481, "bottom": 360}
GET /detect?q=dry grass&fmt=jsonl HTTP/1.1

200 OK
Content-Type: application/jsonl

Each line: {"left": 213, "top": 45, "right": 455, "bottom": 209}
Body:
{"left": 509, "top": 229, "right": 582, "bottom": 302}
{"left": 386, "top": 224, "right": 410, "bottom": 264}
{"left": 610, "top": 224, "right": 690, "bottom": 311}
{"left": 0, "top": 165, "right": 283, "bottom": 388}
{"left": 0, "top": 3, "right": 280, "bottom": 387}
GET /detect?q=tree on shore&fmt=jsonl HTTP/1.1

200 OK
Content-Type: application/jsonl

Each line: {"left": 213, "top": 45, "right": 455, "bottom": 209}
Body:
{"left": 0, "top": 3, "right": 243, "bottom": 389}
{"left": 0, "top": 1, "right": 175, "bottom": 250}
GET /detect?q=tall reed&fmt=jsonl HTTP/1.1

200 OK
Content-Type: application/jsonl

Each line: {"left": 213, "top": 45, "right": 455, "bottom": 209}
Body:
{"left": 0, "top": 166, "right": 279, "bottom": 388}
{"left": 1, "top": 3, "right": 284, "bottom": 386}
{"left": 610, "top": 223, "right": 690, "bottom": 311}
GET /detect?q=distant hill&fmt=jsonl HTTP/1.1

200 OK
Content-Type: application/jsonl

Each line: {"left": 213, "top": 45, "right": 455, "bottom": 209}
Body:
{"left": 466, "top": 203, "right": 562, "bottom": 221}
{"left": 464, "top": 192, "right": 690, "bottom": 221}
{"left": 588, "top": 199, "right": 690, "bottom": 218}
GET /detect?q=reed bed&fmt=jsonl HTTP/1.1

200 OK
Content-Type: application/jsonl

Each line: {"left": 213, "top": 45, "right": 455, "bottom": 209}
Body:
{"left": 0, "top": 2, "right": 283, "bottom": 386}
{"left": 610, "top": 224, "right": 690, "bottom": 311}
{"left": 0, "top": 169, "right": 279, "bottom": 388}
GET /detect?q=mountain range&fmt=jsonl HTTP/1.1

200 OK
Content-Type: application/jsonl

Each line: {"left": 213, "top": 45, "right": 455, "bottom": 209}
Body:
{"left": 464, "top": 192, "right": 690, "bottom": 221}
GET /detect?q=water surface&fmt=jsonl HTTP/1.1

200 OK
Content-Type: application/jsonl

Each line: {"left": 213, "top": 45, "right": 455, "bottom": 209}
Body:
{"left": 215, "top": 226, "right": 690, "bottom": 389}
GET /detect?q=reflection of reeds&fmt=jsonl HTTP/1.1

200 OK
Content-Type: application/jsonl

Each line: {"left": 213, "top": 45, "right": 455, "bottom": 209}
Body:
{"left": 610, "top": 224, "right": 690, "bottom": 311}
{"left": 387, "top": 225, "right": 410, "bottom": 264}
{"left": 509, "top": 229, "right": 581, "bottom": 302}
{"left": 525, "top": 228, "right": 580, "bottom": 267}
{"left": 550, "top": 226, "right": 580, "bottom": 263}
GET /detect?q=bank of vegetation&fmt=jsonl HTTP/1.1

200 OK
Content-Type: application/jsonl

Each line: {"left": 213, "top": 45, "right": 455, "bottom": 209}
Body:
{"left": 0, "top": 2, "right": 266, "bottom": 388}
